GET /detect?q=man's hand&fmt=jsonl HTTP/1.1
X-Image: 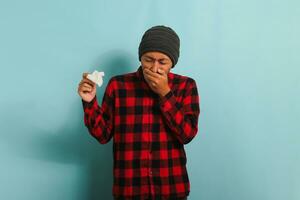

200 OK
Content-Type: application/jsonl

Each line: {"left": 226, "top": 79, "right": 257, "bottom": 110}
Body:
{"left": 78, "top": 73, "right": 97, "bottom": 102}
{"left": 143, "top": 68, "right": 170, "bottom": 97}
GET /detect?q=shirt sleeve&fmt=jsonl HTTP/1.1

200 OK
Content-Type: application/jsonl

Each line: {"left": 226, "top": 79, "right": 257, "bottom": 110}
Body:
{"left": 82, "top": 79, "right": 115, "bottom": 144}
{"left": 159, "top": 78, "right": 200, "bottom": 144}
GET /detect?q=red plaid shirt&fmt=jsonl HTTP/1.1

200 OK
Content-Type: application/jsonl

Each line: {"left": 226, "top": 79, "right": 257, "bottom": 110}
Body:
{"left": 82, "top": 66, "right": 200, "bottom": 199}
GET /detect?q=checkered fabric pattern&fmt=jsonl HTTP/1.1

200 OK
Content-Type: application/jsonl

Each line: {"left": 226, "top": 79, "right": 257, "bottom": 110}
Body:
{"left": 82, "top": 66, "right": 200, "bottom": 199}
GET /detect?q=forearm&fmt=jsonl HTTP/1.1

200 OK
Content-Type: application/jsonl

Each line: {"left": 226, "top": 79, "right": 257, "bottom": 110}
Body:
{"left": 82, "top": 96, "right": 113, "bottom": 144}
{"left": 159, "top": 86, "right": 200, "bottom": 144}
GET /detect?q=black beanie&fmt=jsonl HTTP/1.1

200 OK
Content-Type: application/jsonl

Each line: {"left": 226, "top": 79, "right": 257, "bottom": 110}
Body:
{"left": 138, "top": 25, "right": 180, "bottom": 67}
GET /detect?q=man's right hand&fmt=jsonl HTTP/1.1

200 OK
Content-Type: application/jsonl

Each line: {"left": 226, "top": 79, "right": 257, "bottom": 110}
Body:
{"left": 78, "top": 73, "right": 97, "bottom": 103}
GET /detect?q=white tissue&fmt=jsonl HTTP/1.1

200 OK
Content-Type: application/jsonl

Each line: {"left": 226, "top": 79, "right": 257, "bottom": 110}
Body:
{"left": 87, "top": 70, "right": 105, "bottom": 87}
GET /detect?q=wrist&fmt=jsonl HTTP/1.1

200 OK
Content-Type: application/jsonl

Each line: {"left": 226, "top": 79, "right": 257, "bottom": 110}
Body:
{"left": 159, "top": 88, "right": 171, "bottom": 98}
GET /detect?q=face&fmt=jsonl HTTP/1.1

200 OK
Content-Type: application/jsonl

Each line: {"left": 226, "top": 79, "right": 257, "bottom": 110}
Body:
{"left": 141, "top": 51, "right": 173, "bottom": 74}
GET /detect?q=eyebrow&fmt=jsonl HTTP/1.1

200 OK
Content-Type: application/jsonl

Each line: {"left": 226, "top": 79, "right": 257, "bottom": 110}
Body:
{"left": 144, "top": 56, "right": 169, "bottom": 61}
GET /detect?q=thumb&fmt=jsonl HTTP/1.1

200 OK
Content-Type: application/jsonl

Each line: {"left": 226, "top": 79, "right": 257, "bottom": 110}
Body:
{"left": 83, "top": 72, "right": 90, "bottom": 78}
{"left": 158, "top": 69, "right": 165, "bottom": 75}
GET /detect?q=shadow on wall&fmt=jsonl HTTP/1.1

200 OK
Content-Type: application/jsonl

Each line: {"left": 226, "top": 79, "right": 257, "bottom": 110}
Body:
{"left": 6, "top": 50, "right": 136, "bottom": 200}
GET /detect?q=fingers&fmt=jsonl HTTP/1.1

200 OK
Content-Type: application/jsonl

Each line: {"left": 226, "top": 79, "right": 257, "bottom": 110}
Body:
{"left": 81, "top": 82, "right": 93, "bottom": 90}
{"left": 82, "top": 73, "right": 88, "bottom": 78}
{"left": 78, "top": 81, "right": 95, "bottom": 93}
{"left": 80, "top": 80, "right": 95, "bottom": 89}
{"left": 81, "top": 85, "right": 93, "bottom": 93}
{"left": 78, "top": 72, "right": 97, "bottom": 100}
{"left": 143, "top": 68, "right": 162, "bottom": 79}
{"left": 143, "top": 68, "right": 168, "bottom": 85}
{"left": 143, "top": 75, "right": 157, "bottom": 88}
{"left": 157, "top": 68, "right": 166, "bottom": 76}
{"left": 81, "top": 72, "right": 96, "bottom": 86}
{"left": 145, "top": 74, "right": 158, "bottom": 84}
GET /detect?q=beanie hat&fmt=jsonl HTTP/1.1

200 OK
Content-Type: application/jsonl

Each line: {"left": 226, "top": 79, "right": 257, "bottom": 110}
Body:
{"left": 138, "top": 25, "right": 180, "bottom": 67}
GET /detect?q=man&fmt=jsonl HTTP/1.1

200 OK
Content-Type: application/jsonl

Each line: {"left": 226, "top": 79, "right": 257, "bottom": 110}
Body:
{"left": 78, "top": 25, "right": 200, "bottom": 200}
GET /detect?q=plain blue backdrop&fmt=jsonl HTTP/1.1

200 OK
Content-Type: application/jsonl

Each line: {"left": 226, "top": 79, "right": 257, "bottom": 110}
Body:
{"left": 0, "top": 0, "right": 299, "bottom": 199}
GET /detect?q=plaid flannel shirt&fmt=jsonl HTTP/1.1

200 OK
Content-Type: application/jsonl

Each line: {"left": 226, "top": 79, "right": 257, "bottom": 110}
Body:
{"left": 82, "top": 66, "right": 200, "bottom": 199}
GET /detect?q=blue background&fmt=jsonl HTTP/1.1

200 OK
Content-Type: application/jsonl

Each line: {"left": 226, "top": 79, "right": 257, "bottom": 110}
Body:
{"left": 0, "top": 0, "right": 299, "bottom": 199}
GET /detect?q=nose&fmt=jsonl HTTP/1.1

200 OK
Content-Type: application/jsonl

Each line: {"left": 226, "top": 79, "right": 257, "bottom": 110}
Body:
{"left": 150, "top": 61, "right": 159, "bottom": 73}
